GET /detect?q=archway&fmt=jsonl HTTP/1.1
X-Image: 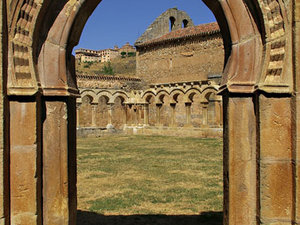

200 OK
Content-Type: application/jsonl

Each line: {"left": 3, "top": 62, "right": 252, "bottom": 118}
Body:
{"left": 2, "top": 1, "right": 297, "bottom": 225}
{"left": 98, "top": 95, "right": 110, "bottom": 128}
{"left": 80, "top": 95, "right": 94, "bottom": 127}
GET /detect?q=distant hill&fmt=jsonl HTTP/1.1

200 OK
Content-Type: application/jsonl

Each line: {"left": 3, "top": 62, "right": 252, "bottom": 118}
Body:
{"left": 76, "top": 56, "right": 136, "bottom": 77}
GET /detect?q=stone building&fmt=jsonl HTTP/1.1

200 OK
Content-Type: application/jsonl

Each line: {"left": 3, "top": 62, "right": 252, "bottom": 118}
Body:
{"left": 77, "top": 75, "right": 223, "bottom": 137}
{"left": 76, "top": 9, "right": 224, "bottom": 137}
{"left": 118, "top": 42, "right": 136, "bottom": 56}
{"left": 75, "top": 45, "right": 123, "bottom": 62}
{"left": 135, "top": 8, "right": 194, "bottom": 45}
{"left": 98, "top": 47, "right": 120, "bottom": 62}
{"left": 1, "top": 0, "right": 299, "bottom": 224}
{"left": 75, "top": 48, "right": 101, "bottom": 62}
{"left": 135, "top": 21, "right": 223, "bottom": 84}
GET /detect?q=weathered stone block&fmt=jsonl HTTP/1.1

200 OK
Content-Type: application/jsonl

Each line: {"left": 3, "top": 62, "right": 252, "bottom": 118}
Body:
{"left": 10, "top": 102, "right": 38, "bottom": 225}
{"left": 226, "top": 97, "right": 257, "bottom": 225}
{"left": 43, "top": 101, "right": 69, "bottom": 225}
{"left": 260, "top": 162, "right": 293, "bottom": 220}
{"left": 260, "top": 96, "right": 292, "bottom": 160}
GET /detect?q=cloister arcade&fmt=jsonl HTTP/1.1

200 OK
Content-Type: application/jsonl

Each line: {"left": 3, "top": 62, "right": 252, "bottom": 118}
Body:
{"left": 76, "top": 82, "right": 222, "bottom": 133}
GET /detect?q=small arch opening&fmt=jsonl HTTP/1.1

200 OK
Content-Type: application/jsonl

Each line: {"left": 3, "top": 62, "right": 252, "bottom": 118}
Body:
{"left": 182, "top": 19, "right": 189, "bottom": 28}
{"left": 169, "top": 16, "right": 176, "bottom": 31}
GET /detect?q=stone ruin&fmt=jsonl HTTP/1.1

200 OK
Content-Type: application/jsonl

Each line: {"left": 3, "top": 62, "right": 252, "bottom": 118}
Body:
{"left": 1, "top": 0, "right": 300, "bottom": 224}
{"left": 77, "top": 8, "right": 224, "bottom": 138}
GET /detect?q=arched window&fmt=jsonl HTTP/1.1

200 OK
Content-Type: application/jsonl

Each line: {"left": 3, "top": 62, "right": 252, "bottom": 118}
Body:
{"left": 182, "top": 19, "right": 189, "bottom": 28}
{"left": 169, "top": 16, "right": 176, "bottom": 31}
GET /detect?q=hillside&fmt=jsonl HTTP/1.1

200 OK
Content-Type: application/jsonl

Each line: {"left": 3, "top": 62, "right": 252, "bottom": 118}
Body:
{"left": 76, "top": 56, "right": 136, "bottom": 77}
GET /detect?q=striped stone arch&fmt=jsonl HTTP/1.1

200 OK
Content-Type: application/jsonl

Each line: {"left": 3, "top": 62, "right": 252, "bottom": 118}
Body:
{"left": 1, "top": 0, "right": 298, "bottom": 225}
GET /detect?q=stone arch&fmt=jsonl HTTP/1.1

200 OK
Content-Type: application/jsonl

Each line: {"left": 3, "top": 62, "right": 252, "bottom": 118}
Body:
{"left": 200, "top": 91, "right": 219, "bottom": 127}
{"left": 142, "top": 91, "right": 156, "bottom": 102}
{"left": 169, "top": 16, "right": 176, "bottom": 31}
{"left": 112, "top": 95, "right": 126, "bottom": 129}
{"left": 170, "top": 89, "right": 185, "bottom": 103}
{"left": 156, "top": 92, "right": 172, "bottom": 126}
{"left": 182, "top": 19, "right": 189, "bottom": 28}
{"left": 80, "top": 94, "right": 94, "bottom": 127}
{"left": 156, "top": 90, "right": 170, "bottom": 103}
{"left": 200, "top": 87, "right": 218, "bottom": 103}
{"left": 111, "top": 91, "right": 129, "bottom": 104}
{"left": 3, "top": 1, "right": 296, "bottom": 225}
{"left": 96, "top": 90, "right": 113, "bottom": 103}
{"left": 184, "top": 88, "right": 202, "bottom": 127}
{"left": 97, "top": 95, "right": 110, "bottom": 127}
{"left": 80, "top": 90, "right": 97, "bottom": 104}
{"left": 184, "top": 88, "right": 202, "bottom": 103}
{"left": 143, "top": 92, "right": 156, "bottom": 126}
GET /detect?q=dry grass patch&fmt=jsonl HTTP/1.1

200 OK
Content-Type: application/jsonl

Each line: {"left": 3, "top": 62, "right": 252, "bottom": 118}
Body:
{"left": 77, "top": 135, "right": 223, "bottom": 216}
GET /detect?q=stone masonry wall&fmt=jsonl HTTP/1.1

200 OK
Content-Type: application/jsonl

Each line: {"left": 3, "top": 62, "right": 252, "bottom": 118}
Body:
{"left": 136, "top": 34, "right": 224, "bottom": 84}
{"left": 135, "top": 8, "right": 194, "bottom": 45}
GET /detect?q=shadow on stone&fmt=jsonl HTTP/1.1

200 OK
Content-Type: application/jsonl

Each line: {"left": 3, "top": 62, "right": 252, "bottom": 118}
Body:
{"left": 77, "top": 210, "right": 223, "bottom": 225}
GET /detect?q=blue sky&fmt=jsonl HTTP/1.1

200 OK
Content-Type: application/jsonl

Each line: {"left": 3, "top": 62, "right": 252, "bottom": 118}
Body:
{"left": 76, "top": 0, "right": 216, "bottom": 50}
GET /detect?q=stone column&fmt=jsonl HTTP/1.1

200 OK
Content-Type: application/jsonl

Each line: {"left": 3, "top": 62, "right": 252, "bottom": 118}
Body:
{"left": 224, "top": 93, "right": 295, "bottom": 225}
{"left": 143, "top": 104, "right": 149, "bottom": 126}
{"left": 216, "top": 101, "right": 223, "bottom": 127}
{"left": 124, "top": 104, "right": 128, "bottom": 127}
{"left": 133, "top": 106, "right": 137, "bottom": 126}
{"left": 223, "top": 95, "right": 257, "bottom": 225}
{"left": 91, "top": 103, "right": 97, "bottom": 127}
{"left": 170, "top": 103, "right": 176, "bottom": 127}
{"left": 9, "top": 97, "right": 77, "bottom": 225}
{"left": 10, "top": 101, "right": 42, "bottom": 225}
{"left": 155, "top": 104, "right": 162, "bottom": 126}
{"left": 201, "top": 102, "right": 208, "bottom": 127}
{"left": 138, "top": 105, "right": 143, "bottom": 125}
{"left": 294, "top": 4, "right": 300, "bottom": 223}
{"left": 107, "top": 103, "right": 113, "bottom": 127}
{"left": 76, "top": 103, "right": 81, "bottom": 127}
{"left": 42, "top": 99, "right": 77, "bottom": 225}
{"left": 185, "top": 102, "right": 192, "bottom": 127}
{"left": 0, "top": 1, "right": 7, "bottom": 224}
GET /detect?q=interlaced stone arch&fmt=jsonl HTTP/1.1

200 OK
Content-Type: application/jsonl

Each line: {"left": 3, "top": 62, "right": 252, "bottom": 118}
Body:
{"left": 1, "top": 1, "right": 298, "bottom": 225}
{"left": 95, "top": 90, "right": 113, "bottom": 104}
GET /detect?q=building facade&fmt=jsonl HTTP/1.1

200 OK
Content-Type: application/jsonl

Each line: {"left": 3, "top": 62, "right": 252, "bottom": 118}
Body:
{"left": 76, "top": 8, "right": 224, "bottom": 137}
{"left": 75, "top": 43, "right": 136, "bottom": 63}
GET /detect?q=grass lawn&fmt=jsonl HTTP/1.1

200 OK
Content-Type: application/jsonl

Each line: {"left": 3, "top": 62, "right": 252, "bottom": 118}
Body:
{"left": 77, "top": 135, "right": 223, "bottom": 224}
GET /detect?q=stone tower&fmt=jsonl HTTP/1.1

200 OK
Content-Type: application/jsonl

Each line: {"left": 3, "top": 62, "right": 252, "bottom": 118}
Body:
{"left": 135, "top": 8, "right": 194, "bottom": 45}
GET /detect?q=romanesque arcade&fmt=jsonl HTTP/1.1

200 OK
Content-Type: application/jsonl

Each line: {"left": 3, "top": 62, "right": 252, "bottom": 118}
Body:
{"left": 77, "top": 81, "right": 222, "bottom": 136}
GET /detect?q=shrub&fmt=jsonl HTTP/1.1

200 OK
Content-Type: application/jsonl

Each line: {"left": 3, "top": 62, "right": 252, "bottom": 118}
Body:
{"left": 121, "top": 52, "right": 127, "bottom": 58}
{"left": 127, "top": 52, "right": 136, "bottom": 57}
{"left": 101, "top": 62, "right": 114, "bottom": 75}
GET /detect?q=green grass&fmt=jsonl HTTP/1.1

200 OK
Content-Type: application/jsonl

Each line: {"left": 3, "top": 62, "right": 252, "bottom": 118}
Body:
{"left": 77, "top": 135, "right": 223, "bottom": 215}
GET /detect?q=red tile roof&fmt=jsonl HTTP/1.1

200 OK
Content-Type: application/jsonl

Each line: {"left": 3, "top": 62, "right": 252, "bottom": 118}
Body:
{"left": 136, "top": 22, "right": 220, "bottom": 47}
